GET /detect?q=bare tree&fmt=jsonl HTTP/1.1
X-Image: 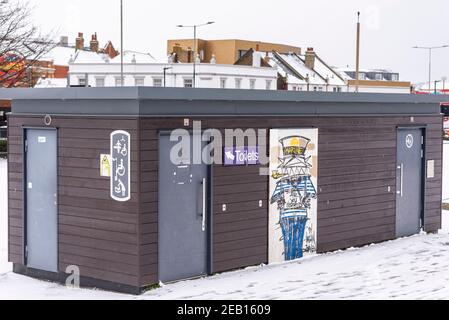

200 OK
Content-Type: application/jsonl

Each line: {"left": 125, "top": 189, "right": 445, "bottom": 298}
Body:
{"left": 0, "top": 0, "right": 55, "bottom": 87}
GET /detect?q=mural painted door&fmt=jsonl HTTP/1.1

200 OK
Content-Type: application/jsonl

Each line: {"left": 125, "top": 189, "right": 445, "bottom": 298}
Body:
{"left": 269, "top": 129, "right": 318, "bottom": 263}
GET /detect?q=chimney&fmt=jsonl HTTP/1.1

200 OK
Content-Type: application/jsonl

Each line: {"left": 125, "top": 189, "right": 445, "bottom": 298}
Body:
{"left": 305, "top": 47, "right": 316, "bottom": 70}
{"left": 76, "top": 32, "right": 84, "bottom": 51}
{"left": 90, "top": 33, "right": 99, "bottom": 52}
{"left": 252, "top": 51, "right": 261, "bottom": 68}
{"left": 59, "top": 36, "right": 69, "bottom": 47}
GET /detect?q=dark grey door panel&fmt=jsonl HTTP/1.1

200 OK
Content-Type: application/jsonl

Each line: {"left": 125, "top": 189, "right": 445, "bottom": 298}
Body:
{"left": 26, "top": 129, "right": 58, "bottom": 272}
{"left": 396, "top": 128, "right": 423, "bottom": 238}
{"left": 158, "top": 133, "right": 208, "bottom": 283}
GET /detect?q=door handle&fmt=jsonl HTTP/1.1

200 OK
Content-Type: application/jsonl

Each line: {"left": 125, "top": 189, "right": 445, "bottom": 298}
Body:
{"left": 202, "top": 178, "right": 207, "bottom": 232}
{"left": 397, "top": 163, "right": 404, "bottom": 197}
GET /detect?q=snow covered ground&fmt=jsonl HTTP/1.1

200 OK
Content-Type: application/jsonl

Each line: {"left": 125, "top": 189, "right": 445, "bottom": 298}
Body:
{"left": 0, "top": 143, "right": 448, "bottom": 300}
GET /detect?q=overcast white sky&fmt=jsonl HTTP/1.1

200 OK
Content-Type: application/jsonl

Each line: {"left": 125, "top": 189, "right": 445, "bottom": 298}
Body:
{"left": 29, "top": 0, "right": 449, "bottom": 84}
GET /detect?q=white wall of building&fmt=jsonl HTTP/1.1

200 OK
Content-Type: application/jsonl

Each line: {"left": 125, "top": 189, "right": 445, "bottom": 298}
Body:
{"left": 347, "top": 85, "right": 411, "bottom": 94}
{"left": 68, "top": 63, "right": 278, "bottom": 90}
{"left": 288, "top": 83, "right": 345, "bottom": 92}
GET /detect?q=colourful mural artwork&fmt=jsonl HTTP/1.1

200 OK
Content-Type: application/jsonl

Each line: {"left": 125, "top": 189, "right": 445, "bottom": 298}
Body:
{"left": 0, "top": 53, "right": 26, "bottom": 87}
{"left": 269, "top": 129, "right": 318, "bottom": 263}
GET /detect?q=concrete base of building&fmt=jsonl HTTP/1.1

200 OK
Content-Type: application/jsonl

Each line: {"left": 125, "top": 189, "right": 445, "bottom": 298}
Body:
{"left": 13, "top": 264, "right": 143, "bottom": 295}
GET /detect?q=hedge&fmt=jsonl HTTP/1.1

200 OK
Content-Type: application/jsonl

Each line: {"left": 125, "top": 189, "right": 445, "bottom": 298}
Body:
{"left": 0, "top": 139, "right": 6, "bottom": 153}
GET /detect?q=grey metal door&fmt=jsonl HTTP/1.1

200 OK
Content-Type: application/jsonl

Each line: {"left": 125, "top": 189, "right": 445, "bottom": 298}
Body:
{"left": 396, "top": 128, "right": 423, "bottom": 237}
{"left": 26, "top": 129, "right": 58, "bottom": 272}
{"left": 158, "top": 133, "right": 208, "bottom": 283}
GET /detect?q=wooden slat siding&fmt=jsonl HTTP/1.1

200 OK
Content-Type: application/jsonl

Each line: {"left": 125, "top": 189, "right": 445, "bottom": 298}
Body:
{"left": 138, "top": 119, "right": 159, "bottom": 286}
{"left": 135, "top": 115, "right": 442, "bottom": 282}
{"left": 7, "top": 114, "right": 23, "bottom": 264}
{"left": 423, "top": 117, "right": 443, "bottom": 232}
{"left": 7, "top": 115, "right": 141, "bottom": 287}
{"left": 9, "top": 114, "right": 441, "bottom": 288}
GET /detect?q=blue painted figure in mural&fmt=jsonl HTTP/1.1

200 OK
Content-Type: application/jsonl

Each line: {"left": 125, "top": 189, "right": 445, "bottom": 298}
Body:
{"left": 270, "top": 136, "right": 317, "bottom": 260}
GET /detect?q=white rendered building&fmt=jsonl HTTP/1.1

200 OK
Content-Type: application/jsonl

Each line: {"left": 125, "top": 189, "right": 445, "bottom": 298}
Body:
{"left": 67, "top": 51, "right": 278, "bottom": 90}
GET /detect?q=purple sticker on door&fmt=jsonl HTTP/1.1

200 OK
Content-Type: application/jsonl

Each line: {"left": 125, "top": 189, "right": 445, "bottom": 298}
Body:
{"left": 224, "top": 146, "right": 260, "bottom": 166}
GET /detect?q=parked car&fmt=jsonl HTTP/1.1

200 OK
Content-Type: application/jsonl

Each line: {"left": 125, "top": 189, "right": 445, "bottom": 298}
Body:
{"left": 442, "top": 103, "right": 449, "bottom": 140}
{"left": 0, "top": 125, "right": 6, "bottom": 139}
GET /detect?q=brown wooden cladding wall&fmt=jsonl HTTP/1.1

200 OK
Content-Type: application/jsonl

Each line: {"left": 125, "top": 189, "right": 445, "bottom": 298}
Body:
{"left": 139, "top": 115, "right": 443, "bottom": 280}
{"left": 8, "top": 115, "right": 141, "bottom": 287}
{"left": 9, "top": 114, "right": 443, "bottom": 289}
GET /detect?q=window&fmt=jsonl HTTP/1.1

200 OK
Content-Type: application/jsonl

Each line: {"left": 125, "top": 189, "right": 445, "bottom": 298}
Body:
{"left": 238, "top": 50, "right": 248, "bottom": 59}
{"left": 78, "top": 77, "right": 86, "bottom": 86}
{"left": 184, "top": 78, "right": 193, "bottom": 88}
{"left": 153, "top": 78, "right": 163, "bottom": 87}
{"left": 95, "top": 77, "right": 105, "bottom": 87}
{"left": 375, "top": 73, "right": 383, "bottom": 81}
{"left": 333, "top": 87, "right": 337, "bottom": 92}
{"left": 115, "top": 77, "right": 124, "bottom": 87}
{"left": 266, "top": 80, "right": 272, "bottom": 90}
{"left": 337, "top": 87, "right": 342, "bottom": 92}
{"left": 235, "top": 78, "right": 242, "bottom": 89}
{"left": 134, "top": 77, "right": 145, "bottom": 86}
{"left": 250, "top": 79, "right": 256, "bottom": 90}
{"left": 318, "top": 87, "right": 324, "bottom": 91}
{"left": 220, "top": 78, "right": 227, "bottom": 89}
{"left": 292, "top": 86, "right": 297, "bottom": 91}
{"left": 391, "top": 74, "right": 399, "bottom": 81}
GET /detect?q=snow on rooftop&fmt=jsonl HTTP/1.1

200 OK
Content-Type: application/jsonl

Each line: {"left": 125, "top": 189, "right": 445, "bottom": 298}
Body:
{"left": 34, "top": 77, "right": 67, "bottom": 88}
{"left": 279, "top": 53, "right": 327, "bottom": 85}
{"left": 110, "top": 51, "right": 158, "bottom": 64}
{"left": 311, "top": 56, "right": 346, "bottom": 86}
{"left": 41, "top": 46, "right": 77, "bottom": 66}
{"left": 72, "top": 50, "right": 110, "bottom": 64}
{"left": 259, "top": 52, "right": 321, "bottom": 85}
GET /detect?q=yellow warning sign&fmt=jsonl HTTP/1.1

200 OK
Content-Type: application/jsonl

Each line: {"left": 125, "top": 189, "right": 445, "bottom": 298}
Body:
{"left": 100, "top": 154, "right": 111, "bottom": 177}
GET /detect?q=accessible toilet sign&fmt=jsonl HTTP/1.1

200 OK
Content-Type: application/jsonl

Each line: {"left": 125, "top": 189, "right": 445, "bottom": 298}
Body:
{"left": 224, "top": 146, "right": 260, "bottom": 166}
{"left": 110, "top": 130, "right": 131, "bottom": 202}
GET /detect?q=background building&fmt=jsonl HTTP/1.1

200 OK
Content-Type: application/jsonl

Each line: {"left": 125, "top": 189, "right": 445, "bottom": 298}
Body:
{"left": 67, "top": 50, "right": 278, "bottom": 89}
{"left": 337, "top": 67, "right": 412, "bottom": 94}
{"left": 33, "top": 33, "right": 119, "bottom": 88}
{"left": 167, "top": 39, "right": 300, "bottom": 65}
{"left": 236, "top": 47, "right": 346, "bottom": 92}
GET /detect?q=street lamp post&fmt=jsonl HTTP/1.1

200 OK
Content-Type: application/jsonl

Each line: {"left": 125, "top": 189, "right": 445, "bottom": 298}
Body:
{"left": 442, "top": 76, "right": 447, "bottom": 94}
{"left": 434, "top": 80, "right": 442, "bottom": 94}
{"left": 120, "top": 0, "right": 124, "bottom": 87}
{"left": 176, "top": 21, "right": 215, "bottom": 88}
{"left": 413, "top": 45, "right": 449, "bottom": 93}
{"left": 163, "top": 67, "right": 172, "bottom": 87}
